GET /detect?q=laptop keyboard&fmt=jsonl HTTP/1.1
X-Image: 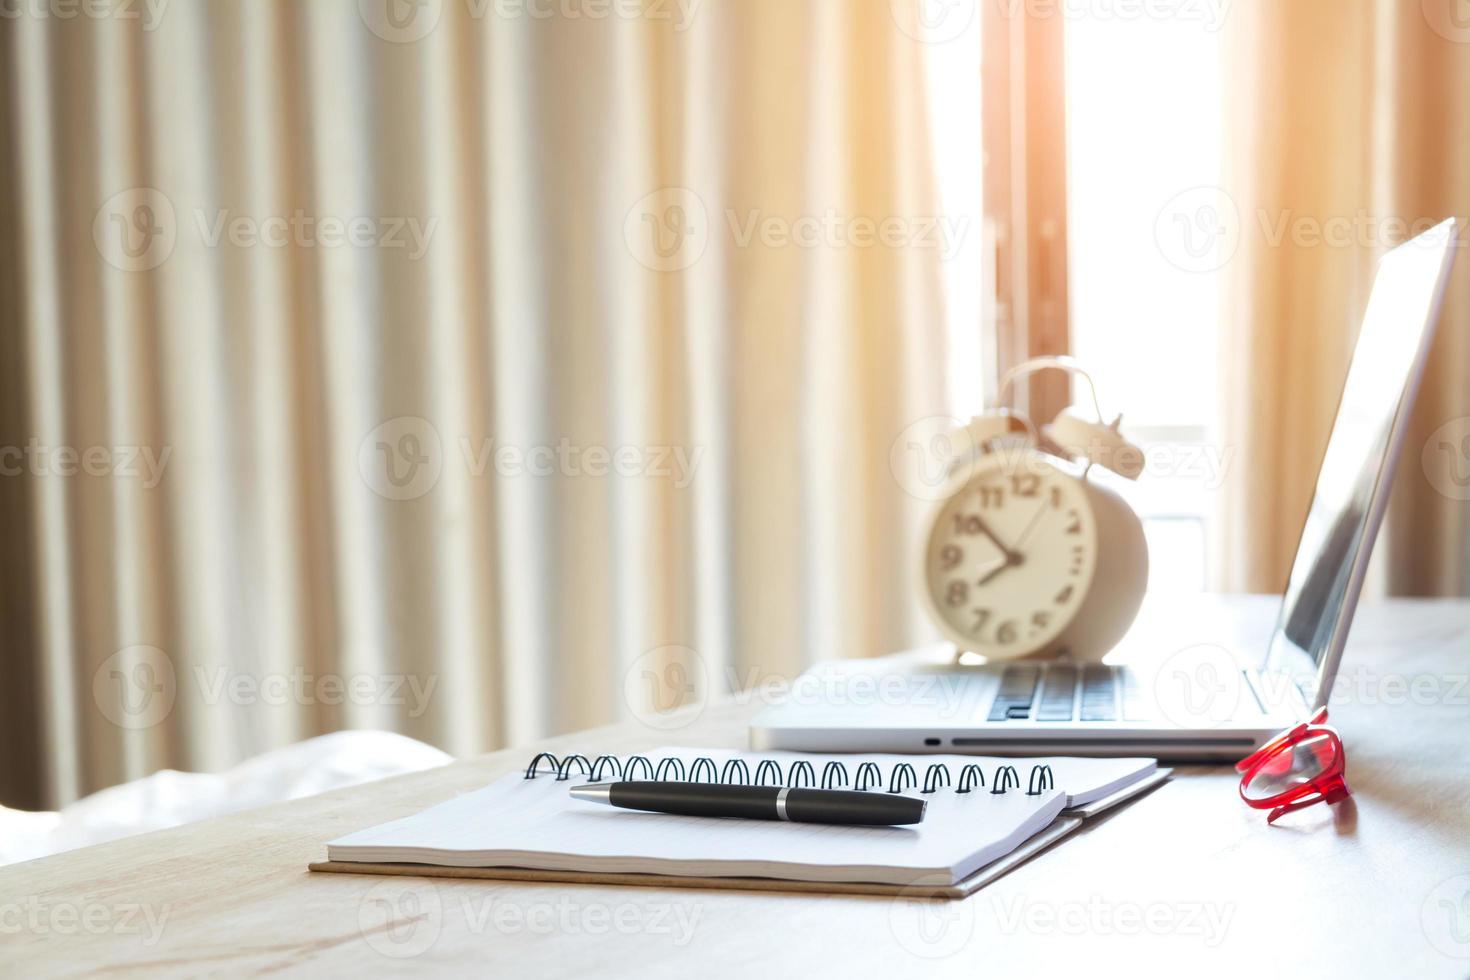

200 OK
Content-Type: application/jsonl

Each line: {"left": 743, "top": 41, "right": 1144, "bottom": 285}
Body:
{"left": 1079, "top": 664, "right": 1117, "bottom": 721}
{"left": 988, "top": 662, "right": 1268, "bottom": 722}
{"left": 1036, "top": 665, "right": 1077, "bottom": 721}
{"left": 984, "top": 665, "right": 1040, "bottom": 721}
{"left": 991, "top": 663, "right": 1151, "bottom": 723}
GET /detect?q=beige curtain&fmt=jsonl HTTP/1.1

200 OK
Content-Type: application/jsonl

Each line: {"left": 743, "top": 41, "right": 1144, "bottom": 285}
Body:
{"left": 1216, "top": 0, "right": 1470, "bottom": 596}
{"left": 0, "top": 0, "right": 959, "bottom": 808}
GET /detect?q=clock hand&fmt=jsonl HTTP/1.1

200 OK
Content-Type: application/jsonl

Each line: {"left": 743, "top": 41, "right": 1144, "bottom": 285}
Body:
{"left": 977, "top": 562, "right": 1012, "bottom": 587}
{"left": 1012, "top": 498, "right": 1051, "bottom": 553}
{"left": 972, "top": 514, "right": 1022, "bottom": 564}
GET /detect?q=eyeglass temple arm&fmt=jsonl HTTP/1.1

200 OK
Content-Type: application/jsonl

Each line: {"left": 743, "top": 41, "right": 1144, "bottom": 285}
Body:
{"left": 1266, "top": 777, "right": 1352, "bottom": 825}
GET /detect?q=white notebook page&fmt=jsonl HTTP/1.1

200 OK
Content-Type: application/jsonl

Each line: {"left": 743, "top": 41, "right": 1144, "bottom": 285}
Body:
{"left": 328, "top": 749, "right": 1156, "bottom": 886}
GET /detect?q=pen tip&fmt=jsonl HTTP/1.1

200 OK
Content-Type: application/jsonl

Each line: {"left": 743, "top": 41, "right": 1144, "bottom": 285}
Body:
{"left": 569, "top": 783, "right": 612, "bottom": 803}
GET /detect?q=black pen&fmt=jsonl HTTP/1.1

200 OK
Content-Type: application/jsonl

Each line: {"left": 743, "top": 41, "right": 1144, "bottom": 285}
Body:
{"left": 568, "top": 781, "right": 927, "bottom": 826}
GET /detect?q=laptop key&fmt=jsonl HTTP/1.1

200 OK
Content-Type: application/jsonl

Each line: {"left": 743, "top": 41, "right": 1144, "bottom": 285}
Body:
{"left": 1120, "top": 666, "right": 1156, "bottom": 721}
{"left": 1079, "top": 664, "right": 1117, "bottom": 721}
{"left": 1036, "top": 665, "right": 1078, "bottom": 722}
{"left": 986, "top": 665, "right": 1041, "bottom": 722}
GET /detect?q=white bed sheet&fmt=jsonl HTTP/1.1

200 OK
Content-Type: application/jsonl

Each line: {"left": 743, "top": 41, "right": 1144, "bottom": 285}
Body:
{"left": 0, "top": 730, "right": 452, "bottom": 866}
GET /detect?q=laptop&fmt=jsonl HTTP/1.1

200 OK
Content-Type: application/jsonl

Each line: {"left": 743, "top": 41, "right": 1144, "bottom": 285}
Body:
{"left": 751, "top": 218, "right": 1460, "bottom": 761}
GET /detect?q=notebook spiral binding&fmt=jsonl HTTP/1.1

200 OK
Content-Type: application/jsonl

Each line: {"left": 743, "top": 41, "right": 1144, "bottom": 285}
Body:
{"left": 522, "top": 753, "right": 1057, "bottom": 798}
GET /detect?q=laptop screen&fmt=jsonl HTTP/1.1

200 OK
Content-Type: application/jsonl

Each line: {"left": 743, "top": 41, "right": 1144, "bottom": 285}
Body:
{"left": 1263, "top": 219, "right": 1458, "bottom": 709}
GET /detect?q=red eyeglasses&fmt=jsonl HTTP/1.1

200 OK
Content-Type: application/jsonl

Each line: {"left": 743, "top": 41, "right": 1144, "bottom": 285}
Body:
{"left": 1236, "top": 707, "right": 1352, "bottom": 824}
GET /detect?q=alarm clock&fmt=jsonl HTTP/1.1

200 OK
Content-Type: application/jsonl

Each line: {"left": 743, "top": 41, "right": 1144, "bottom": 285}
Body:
{"left": 919, "top": 357, "right": 1149, "bottom": 662}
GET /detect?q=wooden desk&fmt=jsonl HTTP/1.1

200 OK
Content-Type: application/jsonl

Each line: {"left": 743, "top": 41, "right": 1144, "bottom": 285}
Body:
{"left": 5, "top": 597, "right": 1470, "bottom": 978}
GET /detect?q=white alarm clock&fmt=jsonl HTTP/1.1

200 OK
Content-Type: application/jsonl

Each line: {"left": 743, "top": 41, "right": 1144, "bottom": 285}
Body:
{"left": 919, "top": 358, "right": 1149, "bottom": 662}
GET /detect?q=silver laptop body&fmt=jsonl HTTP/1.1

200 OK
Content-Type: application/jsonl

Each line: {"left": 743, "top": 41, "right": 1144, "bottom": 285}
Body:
{"left": 751, "top": 219, "right": 1459, "bottom": 761}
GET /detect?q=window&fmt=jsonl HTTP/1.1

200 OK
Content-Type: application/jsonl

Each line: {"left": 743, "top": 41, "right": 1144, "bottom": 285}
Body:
{"left": 929, "top": 4, "right": 1224, "bottom": 592}
{"left": 1064, "top": 11, "right": 1224, "bottom": 592}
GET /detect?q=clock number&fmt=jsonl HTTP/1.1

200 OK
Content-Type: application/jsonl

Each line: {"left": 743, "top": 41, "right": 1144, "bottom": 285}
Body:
{"left": 1032, "top": 610, "right": 1051, "bottom": 630}
{"left": 1050, "top": 486, "right": 1063, "bottom": 509}
{"left": 945, "top": 580, "right": 969, "bottom": 607}
{"left": 1056, "top": 585, "right": 1074, "bottom": 605}
{"left": 970, "top": 607, "right": 991, "bottom": 636}
{"left": 978, "top": 486, "right": 1004, "bottom": 509}
{"left": 996, "top": 620, "right": 1018, "bottom": 644}
{"left": 952, "top": 514, "right": 983, "bottom": 535}
{"left": 939, "top": 544, "right": 963, "bottom": 570}
{"left": 1010, "top": 474, "right": 1040, "bottom": 498}
{"left": 1065, "top": 509, "right": 1082, "bottom": 535}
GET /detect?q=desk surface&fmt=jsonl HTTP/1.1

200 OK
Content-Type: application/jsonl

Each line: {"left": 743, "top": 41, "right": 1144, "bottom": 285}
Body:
{"left": 5, "top": 596, "right": 1470, "bottom": 978}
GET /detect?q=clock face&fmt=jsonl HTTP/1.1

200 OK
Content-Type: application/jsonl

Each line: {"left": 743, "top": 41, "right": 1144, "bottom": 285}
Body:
{"left": 924, "top": 452, "right": 1099, "bottom": 658}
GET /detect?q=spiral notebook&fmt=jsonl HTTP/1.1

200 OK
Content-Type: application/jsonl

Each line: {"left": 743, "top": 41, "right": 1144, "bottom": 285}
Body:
{"left": 312, "top": 749, "right": 1166, "bottom": 897}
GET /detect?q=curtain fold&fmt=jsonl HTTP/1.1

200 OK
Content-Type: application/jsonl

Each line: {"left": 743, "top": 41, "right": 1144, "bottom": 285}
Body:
{"left": 0, "top": 0, "right": 963, "bottom": 808}
{"left": 1216, "top": 0, "right": 1470, "bottom": 597}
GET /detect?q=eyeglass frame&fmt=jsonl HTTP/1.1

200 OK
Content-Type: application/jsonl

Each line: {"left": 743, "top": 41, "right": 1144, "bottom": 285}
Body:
{"left": 1235, "top": 706, "right": 1352, "bottom": 824}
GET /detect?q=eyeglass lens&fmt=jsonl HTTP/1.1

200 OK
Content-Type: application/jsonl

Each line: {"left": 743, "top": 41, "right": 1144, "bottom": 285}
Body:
{"left": 1242, "top": 731, "right": 1339, "bottom": 802}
